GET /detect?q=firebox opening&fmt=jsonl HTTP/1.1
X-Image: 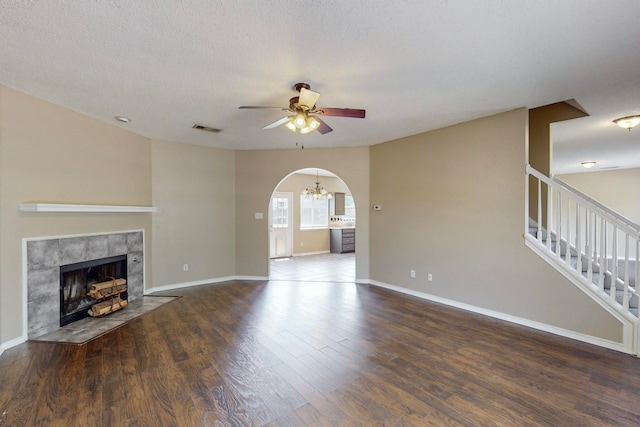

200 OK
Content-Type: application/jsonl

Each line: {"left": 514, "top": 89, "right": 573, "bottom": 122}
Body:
{"left": 60, "top": 255, "right": 127, "bottom": 326}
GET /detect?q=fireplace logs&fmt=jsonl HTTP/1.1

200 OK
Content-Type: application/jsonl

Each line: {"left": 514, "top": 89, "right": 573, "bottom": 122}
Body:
{"left": 88, "top": 296, "right": 128, "bottom": 317}
{"left": 88, "top": 278, "right": 127, "bottom": 299}
{"left": 87, "top": 277, "right": 128, "bottom": 317}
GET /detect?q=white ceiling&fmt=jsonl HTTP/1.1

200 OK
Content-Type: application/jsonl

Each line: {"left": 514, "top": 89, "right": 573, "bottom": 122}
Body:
{"left": 1, "top": 1, "right": 639, "bottom": 175}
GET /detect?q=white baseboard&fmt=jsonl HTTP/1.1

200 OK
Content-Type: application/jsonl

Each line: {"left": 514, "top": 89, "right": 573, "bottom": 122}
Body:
{"left": 366, "top": 279, "right": 631, "bottom": 355}
{"left": 0, "top": 335, "right": 27, "bottom": 356}
{"left": 292, "top": 250, "right": 330, "bottom": 257}
{"left": 146, "top": 275, "right": 268, "bottom": 294}
{"left": 234, "top": 275, "right": 269, "bottom": 281}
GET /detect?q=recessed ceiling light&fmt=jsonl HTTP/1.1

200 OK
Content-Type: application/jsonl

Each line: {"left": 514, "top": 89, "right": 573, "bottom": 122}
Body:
{"left": 114, "top": 116, "right": 131, "bottom": 123}
{"left": 581, "top": 161, "right": 596, "bottom": 169}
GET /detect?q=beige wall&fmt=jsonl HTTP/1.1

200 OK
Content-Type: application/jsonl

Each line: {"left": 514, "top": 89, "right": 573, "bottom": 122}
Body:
{"left": 0, "top": 85, "right": 626, "bottom": 350}
{"left": 275, "top": 173, "right": 351, "bottom": 254}
{"left": 557, "top": 168, "right": 640, "bottom": 225}
{"left": 0, "top": 85, "right": 152, "bottom": 343}
{"left": 370, "top": 108, "right": 622, "bottom": 341}
{"left": 235, "top": 147, "right": 369, "bottom": 279}
{"left": 151, "top": 140, "right": 235, "bottom": 287}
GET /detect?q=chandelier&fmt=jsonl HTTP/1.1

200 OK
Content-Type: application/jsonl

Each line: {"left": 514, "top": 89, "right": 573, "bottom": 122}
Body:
{"left": 302, "top": 170, "right": 333, "bottom": 199}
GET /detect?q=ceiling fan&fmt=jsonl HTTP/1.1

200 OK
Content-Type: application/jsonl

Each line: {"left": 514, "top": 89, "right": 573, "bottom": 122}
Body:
{"left": 239, "top": 82, "right": 366, "bottom": 135}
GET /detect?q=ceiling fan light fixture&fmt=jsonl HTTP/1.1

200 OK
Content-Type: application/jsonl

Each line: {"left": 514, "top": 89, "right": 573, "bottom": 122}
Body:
{"left": 307, "top": 116, "right": 320, "bottom": 130}
{"left": 300, "top": 126, "right": 314, "bottom": 134}
{"left": 293, "top": 112, "right": 307, "bottom": 128}
{"left": 613, "top": 115, "right": 640, "bottom": 131}
{"left": 285, "top": 120, "right": 297, "bottom": 132}
{"left": 581, "top": 161, "right": 596, "bottom": 169}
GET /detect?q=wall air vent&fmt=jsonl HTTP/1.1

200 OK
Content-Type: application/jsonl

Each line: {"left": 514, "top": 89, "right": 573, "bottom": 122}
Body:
{"left": 192, "top": 124, "right": 222, "bottom": 133}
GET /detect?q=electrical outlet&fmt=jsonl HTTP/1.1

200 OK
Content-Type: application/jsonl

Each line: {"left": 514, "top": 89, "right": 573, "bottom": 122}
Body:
{"left": 428, "top": 273, "right": 433, "bottom": 281}
{"left": 410, "top": 269, "right": 416, "bottom": 278}
{"left": 183, "top": 264, "right": 189, "bottom": 271}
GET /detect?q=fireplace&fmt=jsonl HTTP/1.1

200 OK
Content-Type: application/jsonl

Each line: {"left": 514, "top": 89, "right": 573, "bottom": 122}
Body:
{"left": 60, "top": 255, "right": 127, "bottom": 326}
{"left": 25, "top": 230, "right": 145, "bottom": 339}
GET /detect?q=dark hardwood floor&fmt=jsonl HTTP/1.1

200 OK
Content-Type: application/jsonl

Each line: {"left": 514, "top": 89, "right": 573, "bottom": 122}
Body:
{"left": 1, "top": 280, "right": 640, "bottom": 426}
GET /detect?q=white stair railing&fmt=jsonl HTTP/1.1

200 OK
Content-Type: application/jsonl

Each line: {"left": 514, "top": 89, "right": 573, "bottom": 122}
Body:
{"left": 525, "top": 164, "right": 640, "bottom": 322}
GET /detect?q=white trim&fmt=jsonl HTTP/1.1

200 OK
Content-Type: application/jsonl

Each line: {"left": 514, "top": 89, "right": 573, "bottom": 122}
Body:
{"left": 146, "top": 275, "right": 268, "bottom": 294}
{"left": 366, "top": 279, "right": 632, "bottom": 355}
{"left": 19, "top": 203, "right": 157, "bottom": 213}
{"left": 234, "top": 275, "right": 269, "bottom": 281}
{"left": 0, "top": 336, "right": 28, "bottom": 355}
{"left": 292, "top": 250, "right": 331, "bottom": 257}
{"left": 22, "top": 229, "right": 146, "bottom": 242}
{"left": 22, "top": 239, "right": 29, "bottom": 339}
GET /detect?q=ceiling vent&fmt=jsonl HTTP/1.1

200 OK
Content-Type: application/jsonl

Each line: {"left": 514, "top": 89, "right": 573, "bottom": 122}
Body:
{"left": 192, "top": 124, "right": 222, "bottom": 133}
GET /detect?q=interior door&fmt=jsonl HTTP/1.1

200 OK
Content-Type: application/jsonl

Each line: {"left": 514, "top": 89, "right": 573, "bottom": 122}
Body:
{"left": 269, "top": 192, "right": 293, "bottom": 258}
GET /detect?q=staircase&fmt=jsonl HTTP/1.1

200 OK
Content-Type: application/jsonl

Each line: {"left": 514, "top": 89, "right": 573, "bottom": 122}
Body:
{"left": 525, "top": 165, "right": 640, "bottom": 354}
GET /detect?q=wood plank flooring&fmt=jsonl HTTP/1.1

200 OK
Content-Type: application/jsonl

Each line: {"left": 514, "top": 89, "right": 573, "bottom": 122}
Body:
{"left": 1, "top": 280, "right": 640, "bottom": 426}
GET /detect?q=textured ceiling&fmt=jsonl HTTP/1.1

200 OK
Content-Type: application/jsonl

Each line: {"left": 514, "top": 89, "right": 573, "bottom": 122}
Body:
{"left": 1, "top": 1, "right": 639, "bottom": 174}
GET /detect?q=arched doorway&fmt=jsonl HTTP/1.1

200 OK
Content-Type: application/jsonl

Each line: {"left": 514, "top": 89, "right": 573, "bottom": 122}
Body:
{"left": 268, "top": 168, "right": 356, "bottom": 282}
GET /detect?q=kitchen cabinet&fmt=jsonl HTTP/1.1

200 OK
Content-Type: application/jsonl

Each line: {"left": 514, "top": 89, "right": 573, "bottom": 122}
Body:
{"left": 330, "top": 228, "right": 355, "bottom": 253}
{"left": 330, "top": 192, "right": 345, "bottom": 216}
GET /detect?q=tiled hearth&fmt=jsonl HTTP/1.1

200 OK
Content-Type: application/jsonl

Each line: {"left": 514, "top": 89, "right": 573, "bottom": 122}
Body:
{"left": 24, "top": 231, "right": 145, "bottom": 339}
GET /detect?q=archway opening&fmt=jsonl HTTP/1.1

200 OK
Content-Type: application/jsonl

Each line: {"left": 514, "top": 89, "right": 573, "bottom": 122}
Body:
{"left": 268, "top": 168, "right": 356, "bottom": 282}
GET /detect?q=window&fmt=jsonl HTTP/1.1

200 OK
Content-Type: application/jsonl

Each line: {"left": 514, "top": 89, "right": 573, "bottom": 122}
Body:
{"left": 345, "top": 195, "right": 356, "bottom": 218}
{"left": 271, "top": 196, "right": 289, "bottom": 228}
{"left": 300, "top": 196, "right": 329, "bottom": 229}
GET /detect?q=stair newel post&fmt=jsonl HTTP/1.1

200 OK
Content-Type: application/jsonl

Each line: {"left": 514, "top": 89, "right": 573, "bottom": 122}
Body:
{"left": 525, "top": 167, "right": 530, "bottom": 238}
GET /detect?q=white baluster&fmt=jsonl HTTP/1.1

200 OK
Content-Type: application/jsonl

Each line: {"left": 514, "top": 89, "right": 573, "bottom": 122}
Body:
{"left": 537, "top": 179, "right": 542, "bottom": 243}
{"left": 565, "top": 199, "right": 572, "bottom": 264}
{"left": 610, "top": 225, "right": 618, "bottom": 302}
{"left": 598, "top": 217, "right": 606, "bottom": 292}
{"left": 556, "top": 192, "right": 562, "bottom": 258}
{"left": 622, "top": 234, "right": 629, "bottom": 310}
{"left": 586, "top": 209, "right": 593, "bottom": 284}
{"left": 575, "top": 202, "right": 582, "bottom": 273}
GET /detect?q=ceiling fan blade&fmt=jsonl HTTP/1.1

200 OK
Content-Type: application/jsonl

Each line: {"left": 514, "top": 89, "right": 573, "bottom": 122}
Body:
{"left": 263, "top": 116, "right": 291, "bottom": 130}
{"left": 316, "top": 117, "right": 333, "bottom": 134}
{"left": 299, "top": 87, "right": 320, "bottom": 109}
{"left": 318, "top": 108, "right": 366, "bottom": 118}
{"left": 239, "top": 106, "right": 286, "bottom": 110}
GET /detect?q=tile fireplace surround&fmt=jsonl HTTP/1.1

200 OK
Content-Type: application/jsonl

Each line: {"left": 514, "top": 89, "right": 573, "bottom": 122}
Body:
{"left": 24, "top": 230, "right": 144, "bottom": 339}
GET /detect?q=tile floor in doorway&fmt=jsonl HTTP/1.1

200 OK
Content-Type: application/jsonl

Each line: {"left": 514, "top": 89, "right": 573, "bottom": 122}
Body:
{"left": 269, "top": 252, "right": 355, "bottom": 282}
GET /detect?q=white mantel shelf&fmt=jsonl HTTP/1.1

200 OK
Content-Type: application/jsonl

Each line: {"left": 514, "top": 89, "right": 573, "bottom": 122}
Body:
{"left": 19, "top": 203, "right": 158, "bottom": 213}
